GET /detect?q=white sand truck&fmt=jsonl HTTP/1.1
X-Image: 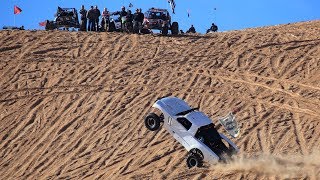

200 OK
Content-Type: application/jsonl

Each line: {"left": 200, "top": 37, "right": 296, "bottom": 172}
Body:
{"left": 144, "top": 97, "right": 240, "bottom": 168}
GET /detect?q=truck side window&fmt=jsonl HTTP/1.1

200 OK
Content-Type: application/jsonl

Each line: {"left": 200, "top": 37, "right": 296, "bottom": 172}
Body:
{"left": 177, "top": 117, "right": 192, "bottom": 130}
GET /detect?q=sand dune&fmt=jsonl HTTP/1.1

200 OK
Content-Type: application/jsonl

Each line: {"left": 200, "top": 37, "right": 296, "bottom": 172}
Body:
{"left": 0, "top": 21, "right": 320, "bottom": 179}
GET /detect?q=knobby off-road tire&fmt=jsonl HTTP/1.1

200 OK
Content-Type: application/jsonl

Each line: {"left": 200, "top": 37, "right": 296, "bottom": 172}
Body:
{"left": 144, "top": 113, "right": 161, "bottom": 131}
{"left": 171, "top": 22, "right": 179, "bottom": 35}
{"left": 45, "top": 20, "right": 56, "bottom": 30}
{"left": 186, "top": 152, "right": 203, "bottom": 168}
{"left": 161, "top": 25, "right": 169, "bottom": 35}
{"left": 108, "top": 22, "right": 116, "bottom": 32}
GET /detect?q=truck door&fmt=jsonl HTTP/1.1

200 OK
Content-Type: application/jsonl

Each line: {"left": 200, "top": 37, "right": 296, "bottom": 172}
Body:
{"left": 171, "top": 117, "right": 192, "bottom": 148}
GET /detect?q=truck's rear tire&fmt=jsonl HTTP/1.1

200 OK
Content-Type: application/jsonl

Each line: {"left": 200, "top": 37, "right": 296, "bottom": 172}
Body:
{"left": 108, "top": 22, "right": 116, "bottom": 32}
{"left": 161, "top": 25, "right": 169, "bottom": 35}
{"left": 171, "top": 22, "right": 179, "bottom": 35}
{"left": 45, "top": 20, "right": 55, "bottom": 30}
{"left": 186, "top": 152, "right": 203, "bottom": 168}
{"left": 144, "top": 113, "right": 161, "bottom": 131}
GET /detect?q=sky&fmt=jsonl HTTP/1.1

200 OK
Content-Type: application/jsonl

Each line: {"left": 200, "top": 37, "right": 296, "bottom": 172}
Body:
{"left": 1, "top": 0, "right": 319, "bottom": 33}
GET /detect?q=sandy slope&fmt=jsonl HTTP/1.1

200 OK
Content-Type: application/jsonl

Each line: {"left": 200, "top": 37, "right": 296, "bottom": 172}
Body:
{"left": 0, "top": 21, "right": 319, "bottom": 179}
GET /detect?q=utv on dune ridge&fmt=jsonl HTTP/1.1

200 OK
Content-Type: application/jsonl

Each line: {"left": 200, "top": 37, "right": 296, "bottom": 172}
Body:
{"left": 45, "top": 7, "right": 80, "bottom": 30}
{"left": 144, "top": 97, "right": 240, "bottom": 168}
{"left": 143, "top": 8, "right": 179, "bottom": 35}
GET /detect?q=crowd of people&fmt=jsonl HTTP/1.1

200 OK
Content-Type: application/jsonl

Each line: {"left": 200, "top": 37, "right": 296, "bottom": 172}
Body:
{"left": 77, "top": 5, "right": 218, "bottom": 35}
{"left": 79, "top": 5, "right": 146, "bottom": 34}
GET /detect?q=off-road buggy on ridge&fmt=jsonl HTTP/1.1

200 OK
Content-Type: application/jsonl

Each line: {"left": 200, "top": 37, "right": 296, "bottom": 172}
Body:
{"left": 144, "top": 97, "right": 240, "bottom": 168}
{"left": 143, "top": 8, "right": 179, "bottom": 35}
{"left": 45, "top": 7, "right": 80, "bottom": 30}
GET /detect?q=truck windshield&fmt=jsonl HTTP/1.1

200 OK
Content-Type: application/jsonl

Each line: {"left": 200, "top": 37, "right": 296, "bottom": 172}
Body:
{"left": 176, "top": 107, "right": 199, "bottom": 116}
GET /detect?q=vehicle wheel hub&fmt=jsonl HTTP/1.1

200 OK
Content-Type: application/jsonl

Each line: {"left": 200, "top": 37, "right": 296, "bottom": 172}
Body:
{"left": 189, "top": 158, "right": 197, "bottom": 167}
{"left": 147, "top": 118, "right": 156, "bottom": 128}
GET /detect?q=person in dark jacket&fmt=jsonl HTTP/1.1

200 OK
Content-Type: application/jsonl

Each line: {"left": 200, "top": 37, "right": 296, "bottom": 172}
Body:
{"left": 113, "top": 6, "right": 128, "bottom": 32}
{"left": 138, "top": 9, "right": 144, "bottom": 23}
{"left": 209, "top": 23, "right": 218, "bottom": 32}
{"left": 93, "top": 6, "right": 101, "bottom": 31}
{"left": 79, "top": 5, "right": 87, "bottom": 31}
{"left": 133, "top": 8, "right": 144, "bottom": 34}
{"left": 186, "top": 25, "right": 196, "bottom": 33}
{"left": 138, "top": 9, "right": 144, "bottom": 32}
{"left": 114, "top": 6, "right": 128, "bottom": 17}
{"left": 87, "top": 6, "right": 95, "bottom": 31}
{"left": 125, "top": 10, "right": 134, "bottom": 33}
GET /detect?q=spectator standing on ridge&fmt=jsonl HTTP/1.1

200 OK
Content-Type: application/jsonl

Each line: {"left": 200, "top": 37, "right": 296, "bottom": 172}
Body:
{"left": 133, "top": 9, "right": 140, "bottom": 34}
{"left": 113, "top": 6, "right": 127, "bottom": 32}
{"left": 79, "top": 5, "right": 87, "bottom": 31}
{"left": 133, "top": 8, "right": 144, "bottom": 34}
{"left": 138, "top": 9, "right": 144, "bottom": 31}
{"left": 101, "top": 8, "right": 110, "bottom": 31}
{"left": 87, "top": 6, "right": 95, "bottom": 31}
{"left": 125, "top": 10, "right": 134, "bottom": 33}
{"left": 93, "top": 6, "right": 101, "bottom": 31}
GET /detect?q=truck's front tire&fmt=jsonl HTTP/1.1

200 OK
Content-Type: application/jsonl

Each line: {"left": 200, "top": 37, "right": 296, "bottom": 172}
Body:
{"left": 186, "top": 153, "right": 203, "bottom": 168}
{"left": 144, "top": 113, "right": 161, "bottom": 131}
{"left": 108, "top": 22, "right": 116, "bottom": 32}
{"left": 45, "top": 20, "right": 55, "bottom": 30}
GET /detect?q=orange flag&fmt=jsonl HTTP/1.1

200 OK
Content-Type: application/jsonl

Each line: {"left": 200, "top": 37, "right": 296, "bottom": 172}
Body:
{"left": 39, "top": 21, "right": 47, "bottom": 27}
{"left": 14, "top": 5, "right": 22, "bottom": 15}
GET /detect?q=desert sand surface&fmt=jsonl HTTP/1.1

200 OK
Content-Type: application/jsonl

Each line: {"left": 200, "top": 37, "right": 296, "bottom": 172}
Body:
{"left": 0, "top": 21, "right": 320, "bottom": 179}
